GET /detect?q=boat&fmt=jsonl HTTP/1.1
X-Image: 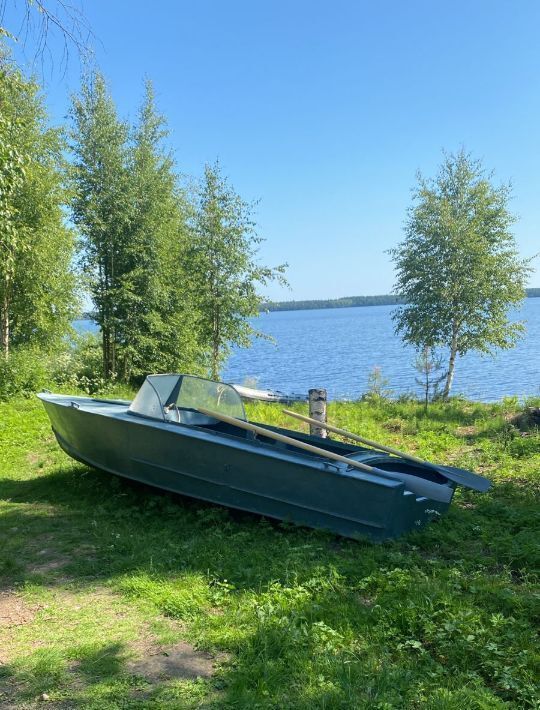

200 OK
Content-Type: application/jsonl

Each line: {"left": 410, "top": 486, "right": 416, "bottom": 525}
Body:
{"left": 231, "top": 383, "right": 307, "bottom": 404}
{"left": 38, "top": 374, "right": 491, "bottom": 541}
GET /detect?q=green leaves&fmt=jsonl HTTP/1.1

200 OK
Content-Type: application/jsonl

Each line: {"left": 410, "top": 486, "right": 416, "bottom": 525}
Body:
{"left": 192, "top": 161, "right": 288, "bottom": 379}
{"left": 391, "top": 150, "right": 531, "bottom": 398}
{"left": 0, "top": 54, "right": 77, "bottom": 359}
{"left": 72, "top": 76, "right": 289, "bottom": 384}
{"left": 70, "top": 71, "right": 132, "bottom": 379}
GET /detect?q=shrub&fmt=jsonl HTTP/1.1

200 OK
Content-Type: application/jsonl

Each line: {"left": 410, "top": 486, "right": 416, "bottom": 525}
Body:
{"left": 0, "top": 346, "right": 52, "bottom": 399}
{"left": 0, "top": 334, "right": 114, "bottom": 400}
{"left": 360, "top": 366, "right": 393, "bottom": 403}
{"left": 51, "top": 333, "right": 114, "bottom": 395}
{"left": 508, "top": 434, "right": 540, "bottom": 459}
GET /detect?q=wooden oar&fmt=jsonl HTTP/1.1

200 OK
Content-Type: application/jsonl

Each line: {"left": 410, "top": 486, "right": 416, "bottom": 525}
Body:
{"left": 197, "top": 407, "right": 386, "bottom": 476}
{"left": 196, "top": 407, "right": 454, "bottom": 503}
{"left": 282, "top": 409, "right": 491, "bottom": 492}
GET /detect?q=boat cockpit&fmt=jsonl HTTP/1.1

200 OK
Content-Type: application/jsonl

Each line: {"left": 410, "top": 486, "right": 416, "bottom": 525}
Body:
{"left": 128, "top": 374, "right": 248, "bottom": 431}
{"left": 128, "top": 374, "right": 356, "bottom": 457}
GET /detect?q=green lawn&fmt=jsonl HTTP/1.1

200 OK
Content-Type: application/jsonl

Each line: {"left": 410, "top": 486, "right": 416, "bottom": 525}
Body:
{"left": 0, "top": 394, "right": 538, "bottom": 708}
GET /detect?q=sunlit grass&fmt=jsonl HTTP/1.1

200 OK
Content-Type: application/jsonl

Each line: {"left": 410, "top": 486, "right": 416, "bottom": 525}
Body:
{"left": 0, "top": 394, "right": 538, "bottom": 707}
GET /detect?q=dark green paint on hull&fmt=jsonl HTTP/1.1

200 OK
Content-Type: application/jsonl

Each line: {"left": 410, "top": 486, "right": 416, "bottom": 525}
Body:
{"left": 37, "top": 375, "right": 489, "bottom": 540}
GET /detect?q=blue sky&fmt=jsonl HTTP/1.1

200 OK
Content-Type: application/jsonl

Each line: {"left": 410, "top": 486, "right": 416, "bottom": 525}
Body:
{"left": 5, "top": 0, "right": 540, "bottom": 300}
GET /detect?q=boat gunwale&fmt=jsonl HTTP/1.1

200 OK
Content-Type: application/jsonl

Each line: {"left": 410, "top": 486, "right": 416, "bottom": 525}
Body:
{"left": 38, "top": 393, "right": 455, "bottom": 492}
{"left": 38, "top": 393, "right": 351, "bottom": 474}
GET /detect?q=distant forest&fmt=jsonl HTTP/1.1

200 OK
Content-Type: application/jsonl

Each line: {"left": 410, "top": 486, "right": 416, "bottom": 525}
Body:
{"left": 263, "top": 288, "right": 540, "bottom": 313}
{"left": 80, "top": 288, "right": 540, "bottom": 320}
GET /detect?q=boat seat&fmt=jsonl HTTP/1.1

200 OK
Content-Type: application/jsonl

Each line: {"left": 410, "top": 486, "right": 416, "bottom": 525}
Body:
{"left": 198, "top": 420, "right": 256, "bottom": 441}
{"left": 347, "top": 451, "right": 448, "bottom": 484}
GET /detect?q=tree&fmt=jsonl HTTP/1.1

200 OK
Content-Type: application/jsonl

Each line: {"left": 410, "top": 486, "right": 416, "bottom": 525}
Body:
{"left": 361, "top": 366, "right": 393, "bottom": 404}
{"left": 192, "top": 162, "right": 287, "bottom": 379}
{"left": 70, "top": 71, "right": 132, "bottom": 379}
{"left": 0, "top": 105, "right": 25, "bottom": 356}
{"left": 414, "top": 346, "right": 446, "bottom": 411}
{"left": 117, "top": 80, "right": 202, "bottom": 381}
{"left": 0, "top": 53, "right": 77, "bottom": 358}
{"left": 390, "top": 150, "right": 531, "bottom": 399}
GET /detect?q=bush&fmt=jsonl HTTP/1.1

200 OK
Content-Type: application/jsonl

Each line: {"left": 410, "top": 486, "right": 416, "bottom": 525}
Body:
{"left": 50, "top": 333, "right": 115, "bottom": 395}
{"left": 0, "top": 334, "right": 115, "bottom": 400}
{"left": 0, "top": 346, "right": 52, "bottom": 399}
{"left": 508, "top": 434, "right": 540, "bottom": 458}
{"left": 360, "top": 366, "right": 393, "bottom": 403}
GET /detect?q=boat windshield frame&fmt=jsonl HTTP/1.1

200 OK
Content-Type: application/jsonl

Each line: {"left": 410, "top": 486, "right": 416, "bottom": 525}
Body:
{"left": 128, "top": 374, "right": 246, "bottom": 425}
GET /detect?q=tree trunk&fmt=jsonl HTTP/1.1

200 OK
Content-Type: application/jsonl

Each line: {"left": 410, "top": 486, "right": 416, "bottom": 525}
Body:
{"left": 1, "top": 273, "right": 11, "bottom": 358}
{"left": 211, "top": 304, "right": 220, "bottom": 380}
{"left": 424, "top": 346, "right": 430, "bottom": 411}
{"left": 109, "top": 250, "right": 116, "bottom": 379}
{"left": 102, "top": 324, "right": 110, "bottom": 379}
{"left": 308, "top": 388, "right": 327, "bottom": 438}
{"left": 110, "top": 321, "right": 116, "bottom": 379}
{"left": 102, "top": 300, "right": 111, "bottom": 379}
{"left": 442, "top": 327, "right": 459, "bottom": 400}
{"left": 1, "top": 294, "right": 9, "bottom": 358}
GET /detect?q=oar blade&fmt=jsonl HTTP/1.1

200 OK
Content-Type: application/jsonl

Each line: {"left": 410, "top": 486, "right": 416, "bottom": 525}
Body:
{"left": 434, "top": 464, "right": 492, "bottom": 492}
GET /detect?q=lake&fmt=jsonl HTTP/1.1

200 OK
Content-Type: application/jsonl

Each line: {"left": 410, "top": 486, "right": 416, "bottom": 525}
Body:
{"left": 73, "top": 298, "right": 540, "bottom": 401}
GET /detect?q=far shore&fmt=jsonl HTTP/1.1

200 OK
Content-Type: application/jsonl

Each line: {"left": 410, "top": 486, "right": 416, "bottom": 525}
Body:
{"left": 77, "top": 287, "right": 540, "bottom": 321}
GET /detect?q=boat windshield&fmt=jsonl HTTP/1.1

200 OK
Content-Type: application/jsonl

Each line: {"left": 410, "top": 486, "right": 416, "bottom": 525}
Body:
{"left": 128, "top": 374, "right": 246, "bottom": 424}
{"left": 174, "top": 376, "right": 246, "bottom": 420}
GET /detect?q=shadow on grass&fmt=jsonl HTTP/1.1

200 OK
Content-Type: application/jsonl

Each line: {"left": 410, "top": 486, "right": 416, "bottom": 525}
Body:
{"left": 1, "top": 463, "right": 368, "bottom": 591}
{"left": 1, "top": 461, "right": 539, "bottom": 707}
{"left": 0, "top": 641, "right": 136, "bottom": 706}
{"left": 1, "top": 459, "right": 538, "bottom": 589}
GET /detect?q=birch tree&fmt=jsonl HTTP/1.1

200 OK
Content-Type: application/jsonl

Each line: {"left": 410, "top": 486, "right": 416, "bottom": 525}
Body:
{"left": 70, "top": 71, "right": 131, "bottom": 379}
{"left": 0, "top": 56, "right": 77, "bottom": 357}
{"left": 391, "top": 150, "right": 531, "bottom": 399}
{"left": 192, "top": 162, "right": 287, "bottom": 379}
{"left": 0, "top": 111, "right": 25, "bottom": 356}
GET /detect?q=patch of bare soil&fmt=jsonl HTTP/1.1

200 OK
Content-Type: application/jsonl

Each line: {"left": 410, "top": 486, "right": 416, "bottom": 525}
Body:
{"left": 72, "top": 543, "right": 96, "bottom": 557}
{"left": 443, "top": 446, "right": 471, "bottom": 464}
{"left": 0, "top": 593, "right": 38, "bottom": 631}
{"left": 0, "top": 592, "right": 42, "bottom": 667}
{"left": 126, "top": 642, "right": 216, "bottom": 682}
{"left": 25, "top": 538, "right": 96, "bottom": 580}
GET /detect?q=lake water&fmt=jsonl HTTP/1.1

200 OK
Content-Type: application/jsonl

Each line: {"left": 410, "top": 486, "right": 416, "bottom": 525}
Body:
{"left": 73, "top": 298, "right": 540, "bottom": 401}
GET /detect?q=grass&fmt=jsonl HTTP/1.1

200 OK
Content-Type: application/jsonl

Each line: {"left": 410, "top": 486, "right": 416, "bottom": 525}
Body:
{"left": 0, "top": 393, "right": 539, "bottom": 708}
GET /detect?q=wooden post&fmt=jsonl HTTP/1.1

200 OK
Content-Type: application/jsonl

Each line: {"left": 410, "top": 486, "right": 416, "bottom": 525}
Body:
{"left": 308, "top": 388, "right": 327, "bottom": 438}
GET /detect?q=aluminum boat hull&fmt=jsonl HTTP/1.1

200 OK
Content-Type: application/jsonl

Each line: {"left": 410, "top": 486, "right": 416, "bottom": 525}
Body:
{"left": 38, "top": 393, "right": 455, "bottom": 540}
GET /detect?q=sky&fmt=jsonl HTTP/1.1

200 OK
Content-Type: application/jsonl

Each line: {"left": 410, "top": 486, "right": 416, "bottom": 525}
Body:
{"left": 4, "top": 0, "right": 540, "bottom": 301}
